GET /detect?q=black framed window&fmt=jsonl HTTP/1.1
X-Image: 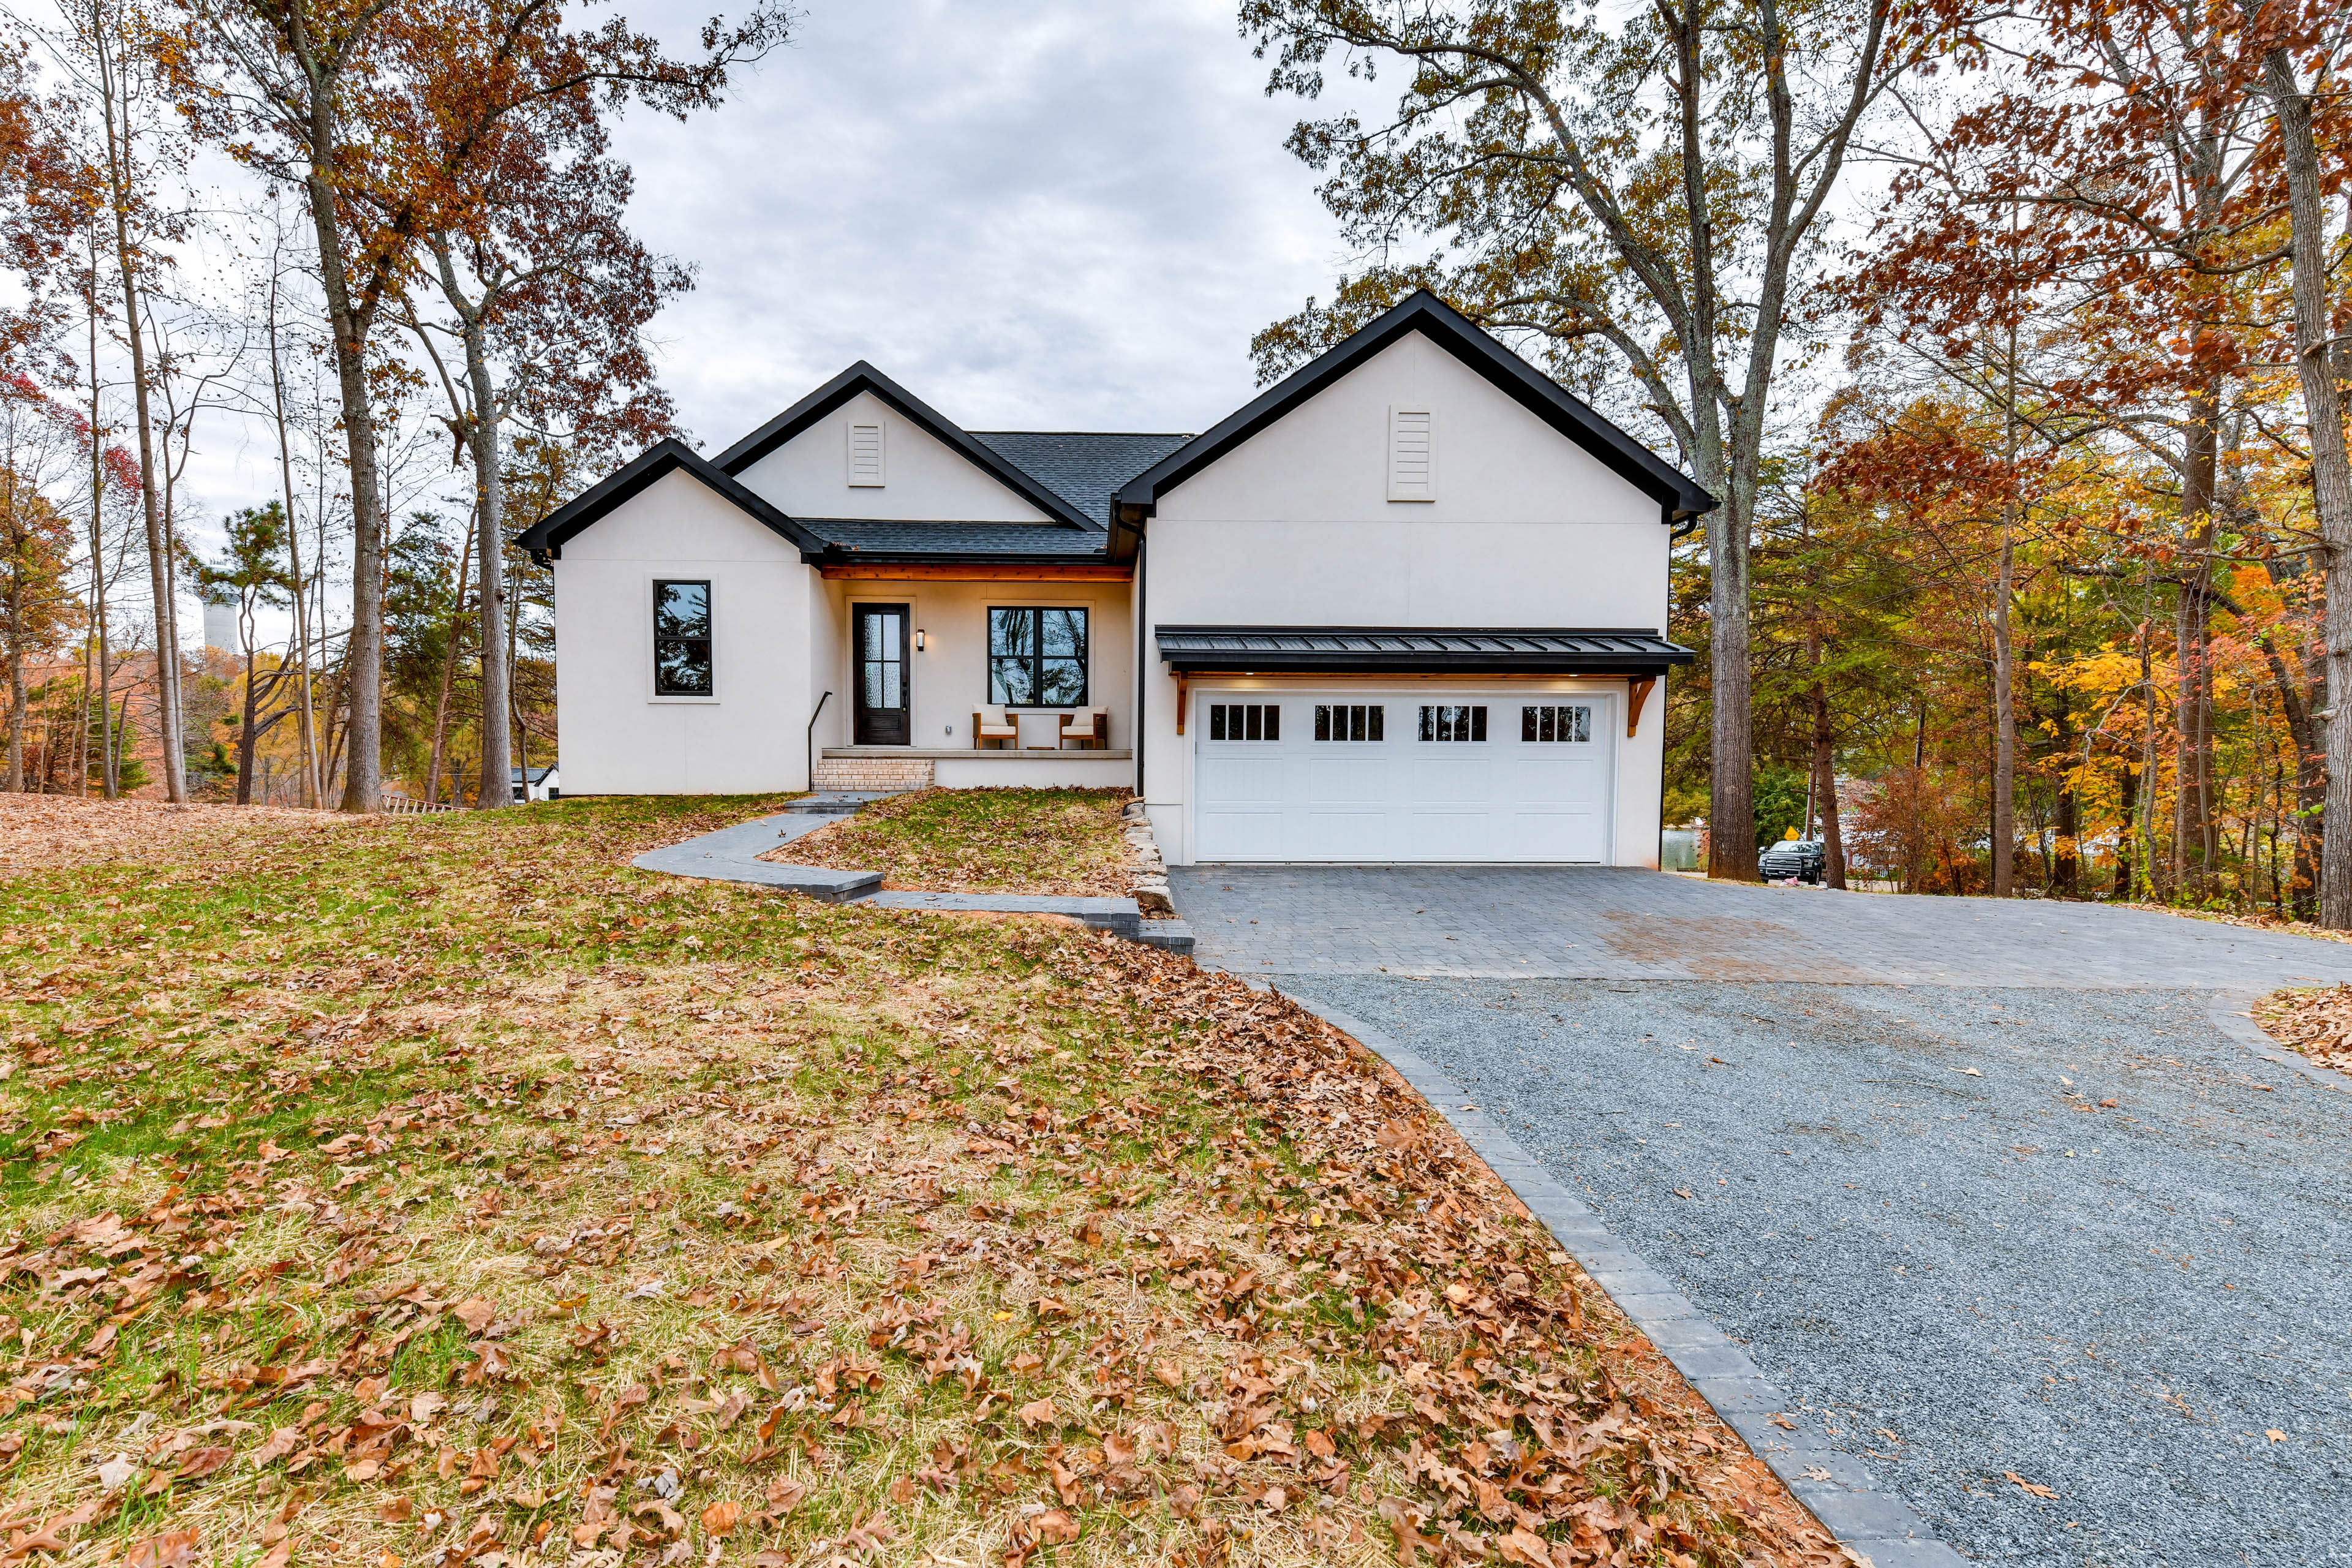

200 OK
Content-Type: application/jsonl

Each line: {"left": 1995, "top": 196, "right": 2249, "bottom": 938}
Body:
{"left": 1419, "top": 704, "right": 1487, "bottom": 742}
{"left": 1521, "top": 704, "right": 1592, "bottom": 742}
{"left": 653, "top": 579, "right": 712, "bottom": 695}
{"left": 1314, "top": 704, "right": 1383, "bottom": 742}
{"left": 1208, "top": 703, "right": 1278, "bottom": 741}
{"left": 989, "top": 607, "right": 1087, "bottom": 706}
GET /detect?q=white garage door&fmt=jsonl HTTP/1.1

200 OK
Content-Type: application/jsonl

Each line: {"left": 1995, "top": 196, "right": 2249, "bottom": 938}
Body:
{"left": 1192, "top": 690, "right": 1616, "bottom": 862}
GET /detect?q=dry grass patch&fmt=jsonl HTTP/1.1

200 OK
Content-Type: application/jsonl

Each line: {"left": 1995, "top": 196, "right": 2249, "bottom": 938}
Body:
{"left": 2250, "top": 986, "right": 2352, "bottom": 1072}
{"left": 776, "top": 789, "right": 1135, "bottom": 898}
{"left": 0, "top": 797, "right": 1843, "bottom": 1567}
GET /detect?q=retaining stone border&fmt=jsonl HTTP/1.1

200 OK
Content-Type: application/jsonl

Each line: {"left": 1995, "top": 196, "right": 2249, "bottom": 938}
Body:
{"left": 2204, "top": 992, "right": 2351, "bottom": 1091}
{"left": 1286, "top": 992, "right": 1967, "bottom": 1568}
{"left": 632, "top": 804, "right": 1192, "bottom": 951}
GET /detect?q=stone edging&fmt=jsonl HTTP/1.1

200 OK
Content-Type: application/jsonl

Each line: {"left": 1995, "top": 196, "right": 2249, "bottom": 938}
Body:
{"left": 631, "top": 806, "right": 1194, "bottom": 951}
{"left": 2204, "top": 992, "right": 2350, "bottom": 1091}
{"left": 1284, "top": 992, "right": 1966, "bottom": 1568}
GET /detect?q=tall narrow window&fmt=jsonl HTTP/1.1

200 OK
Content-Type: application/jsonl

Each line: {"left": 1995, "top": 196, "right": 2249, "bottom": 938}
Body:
{"left": 1388, "top": 407, "right": 1435, "bottom": 500}
{"left": 847, "top": 421, "right": 886, "bottom": 486}
{"left": 989, "top": 608, "right": 1088, "bottom": 706}
{"left": 653, "top": 580, "right": 712, "bottom": 695}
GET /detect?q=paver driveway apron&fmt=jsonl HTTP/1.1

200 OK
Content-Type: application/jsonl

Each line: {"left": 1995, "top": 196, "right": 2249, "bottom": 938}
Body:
{"left": 1169, "top": 867, "right": 2352, "bottom": 1568}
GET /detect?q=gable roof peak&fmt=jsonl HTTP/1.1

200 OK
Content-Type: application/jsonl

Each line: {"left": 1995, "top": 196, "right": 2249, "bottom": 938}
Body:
{"left": 1116, "top": 288, "right": 1717, "bottom": 526}
{"left": 711, "top": 361, "right": 1100, "bottom": 532}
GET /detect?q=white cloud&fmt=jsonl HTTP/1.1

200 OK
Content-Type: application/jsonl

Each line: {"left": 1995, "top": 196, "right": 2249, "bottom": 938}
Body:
{"left": 608, "top": 0, "right": 1351, "bottom": 445}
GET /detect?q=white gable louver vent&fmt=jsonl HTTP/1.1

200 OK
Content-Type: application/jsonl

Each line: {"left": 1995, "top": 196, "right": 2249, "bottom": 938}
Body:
{"left": 1388, "top": 407, "right": 1434, "bottom": 501}
{"left": 847, "top": 421, "right": 886, "bottom": 487}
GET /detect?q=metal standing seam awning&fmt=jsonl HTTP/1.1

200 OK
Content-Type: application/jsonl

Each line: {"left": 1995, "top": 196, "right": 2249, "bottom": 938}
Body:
{"left": 1153, "top": 625, "right": 1695, "bottom": 675}
{"left": 1153, "top": 625, "right": 1694, "bottom": 736}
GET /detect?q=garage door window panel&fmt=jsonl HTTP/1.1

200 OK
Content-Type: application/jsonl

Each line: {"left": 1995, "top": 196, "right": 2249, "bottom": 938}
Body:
{"left": 1314, "top": 704, "right": 1384, "bottom": 742}
{"left": 1420, "top": 704, "right": 1487, "bottom": 742}
{"left": 1208, "top": 703, "right": 1279, "bottom": 742}
{"left": 1523, "top": 704, "right": 1593, "bottom": 743}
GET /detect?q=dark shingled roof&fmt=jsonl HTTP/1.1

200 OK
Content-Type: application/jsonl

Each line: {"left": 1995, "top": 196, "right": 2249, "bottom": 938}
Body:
{"left": 794, "top": 520, "right": 1114, "bottom": 560}
{"left": 1153, "top": 625, "right": 1694, "bottom": 674}
{"left": 971, "top": 432, "right": 1192, "bottom": 529}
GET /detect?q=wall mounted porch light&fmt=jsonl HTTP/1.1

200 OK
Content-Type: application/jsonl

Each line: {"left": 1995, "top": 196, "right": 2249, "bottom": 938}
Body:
{"left": 914, "top": 628, "right": 927, "bottom": 651}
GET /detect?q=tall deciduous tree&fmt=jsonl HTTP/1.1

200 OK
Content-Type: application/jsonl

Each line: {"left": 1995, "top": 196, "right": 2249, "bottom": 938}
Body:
{"left": 402, "top": 58, "right": 682, "bottom": 810}
{"left": 57, "top": 0, "right": 194, "bottom": 802}
{"left": 169, "top": 0, "right": 783, "bottom": 813}
{"left": 1864, "top": 0, "right": 2279, "bottom": 898}
{"left": 1241, "top": 0, "right": 1950, "bottom": 878}
{"left": 2242, "top": 1, "right": 2352, "bottom": 925}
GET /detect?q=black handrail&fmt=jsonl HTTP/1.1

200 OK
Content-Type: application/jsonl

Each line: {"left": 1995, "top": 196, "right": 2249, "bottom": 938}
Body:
{"left": 805, "top": 690, "right": 832, "bottom": 792}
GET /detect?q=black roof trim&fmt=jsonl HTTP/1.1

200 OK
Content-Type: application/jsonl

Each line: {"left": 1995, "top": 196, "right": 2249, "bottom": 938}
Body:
{"left": 1117, "top": 291, "right": 1717, "bottom": 526}
{"left": 1154, "top": 624, "right": 1695, "bottom": 675}
{"left": 710, "top": 362, "right": 1102, "bottom": 532}
{"left": 513, "top": 439, "right": 824, "bottom": 564}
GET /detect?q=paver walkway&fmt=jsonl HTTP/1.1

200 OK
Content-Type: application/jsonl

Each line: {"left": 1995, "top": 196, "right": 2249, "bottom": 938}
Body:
{"left": 1170, "top": 865, "right": 2352, "bottom": 989}
{"left": 1167, "top": 868, "right": 2352, "bottom": 1567}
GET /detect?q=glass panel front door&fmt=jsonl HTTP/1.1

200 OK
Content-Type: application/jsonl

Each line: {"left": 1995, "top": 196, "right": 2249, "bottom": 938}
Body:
{"left": 853, "top": 604, "right": 910, "bottom": 745}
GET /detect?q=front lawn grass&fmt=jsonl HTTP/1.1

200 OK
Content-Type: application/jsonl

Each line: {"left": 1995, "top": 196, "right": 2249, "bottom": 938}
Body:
{"left": 0, "top": 796, "right": 1838, "bottom": 1566}
{"left": 778, "top": 788, "right": 1136, "bottom": 898}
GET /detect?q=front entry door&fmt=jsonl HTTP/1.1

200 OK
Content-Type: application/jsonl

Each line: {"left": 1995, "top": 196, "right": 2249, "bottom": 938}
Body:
{"left": 853, "top": 604, "right": 911, "bottom": 745}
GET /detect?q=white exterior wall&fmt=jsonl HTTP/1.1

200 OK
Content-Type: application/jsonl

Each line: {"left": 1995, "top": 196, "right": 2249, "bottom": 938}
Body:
{"left": 1140, "top": 331, "right": 1673, "bottom": 866}
{"left": 812, "top": 578, "right": 1133, "bottom": 755}
{"left": 733, "top": 391, "right": 1052, "bottom": 522}
{"left": 550, "top": 469, "right": 820, "bottom": 794}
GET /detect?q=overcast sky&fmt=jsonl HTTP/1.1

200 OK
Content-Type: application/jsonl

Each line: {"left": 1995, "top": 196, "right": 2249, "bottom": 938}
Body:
{"left": 605, "top": 0, "right": 1359, "bottom": 447}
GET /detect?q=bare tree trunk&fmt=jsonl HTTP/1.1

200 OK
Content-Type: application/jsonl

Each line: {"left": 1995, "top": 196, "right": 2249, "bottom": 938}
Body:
{"left": 428, "top": 242, "right": 513, "bottom": 812}
{"left": 1992, "top": 511, "right": 2016, "bottom": 896}
{"left": 83, "top": 259, "right": 112, "bottom": 799}
{"left": 4, "top": 639, "right": 21, "bottom": 792}
{"left": 267, "top": 249, "right": 322, "bottom": 809}
{"left": 274, "top": 5, "right": 388, "bottom": 815}
{"left": 235, "top": 598, "right": 258, "bottom": 805}
{"left": 2263, "top": 43, "right": 2352, "bottom": 927}
{"left": 425, "top": 508, "right": 475, "bottom": 805}
{"left": 1810, "top": 678, "right": 1845, "bottom": 889}
{"left": 91, "top": 4, "right": 185, "bottom": 803}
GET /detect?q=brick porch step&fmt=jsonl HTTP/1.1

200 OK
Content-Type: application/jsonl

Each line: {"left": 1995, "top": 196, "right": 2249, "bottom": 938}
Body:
{"left": 812, "top": 756, "right": 935, "bottom": 793}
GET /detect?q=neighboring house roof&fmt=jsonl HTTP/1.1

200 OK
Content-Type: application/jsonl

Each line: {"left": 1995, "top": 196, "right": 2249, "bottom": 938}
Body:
{"left": 711, "top": 363, "right": 1106, "bottom": 532}
{"left": 514, "top": 439, "right": 824, "bottom": 564}
{"left": 1153, "top": 625, "right": 1696, "bottom": 675}
{"left": 510, "top": 766, "right": 556, "bottom": 784}
{"left": 969, "top": 432, "right": 1192, "bottom": 529}
{"left": 1117, "top": 290, "right": 1718, "bottom": 526}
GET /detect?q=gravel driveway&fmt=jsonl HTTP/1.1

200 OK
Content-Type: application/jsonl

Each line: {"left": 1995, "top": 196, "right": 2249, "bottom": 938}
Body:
{"left": 1273, "top": 976, "right": 2352, "bottom": 1566}
{"left": 1169, "top": 870, "right": 2352, "bottom": 1566}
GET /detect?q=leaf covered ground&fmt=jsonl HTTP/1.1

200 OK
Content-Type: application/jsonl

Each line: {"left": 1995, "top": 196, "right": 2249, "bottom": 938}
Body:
{"left": 775, "top": 790, "right": 1136, "bottom": 899}
{"left": 0, "top": 796, "right": 1842, "bottom": 1567}
{"left": 2250, "top": 986, "right": 2352, "bottom": 1072}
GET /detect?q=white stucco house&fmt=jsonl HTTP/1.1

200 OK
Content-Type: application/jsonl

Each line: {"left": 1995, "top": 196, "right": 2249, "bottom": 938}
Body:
{"left": 516, "top": 292, "right": 1711, "bottom": 867}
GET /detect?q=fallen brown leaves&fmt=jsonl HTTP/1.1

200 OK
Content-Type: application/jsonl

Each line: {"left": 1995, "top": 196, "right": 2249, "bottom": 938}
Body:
{"left": 0, "top": 793, "right": 362, "bottom": 875}
{"left": 0, "top": 796, "right": 1847, "bottom": 1567}
{"left": 2250, "top": 985, "right": 2352, "bottom": 1071}
{"left": 2123, "top": 902, "right": 2352, "bottom": 948}
{"left": 775, "top": 787, "right": 1136, "bottom": 897}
